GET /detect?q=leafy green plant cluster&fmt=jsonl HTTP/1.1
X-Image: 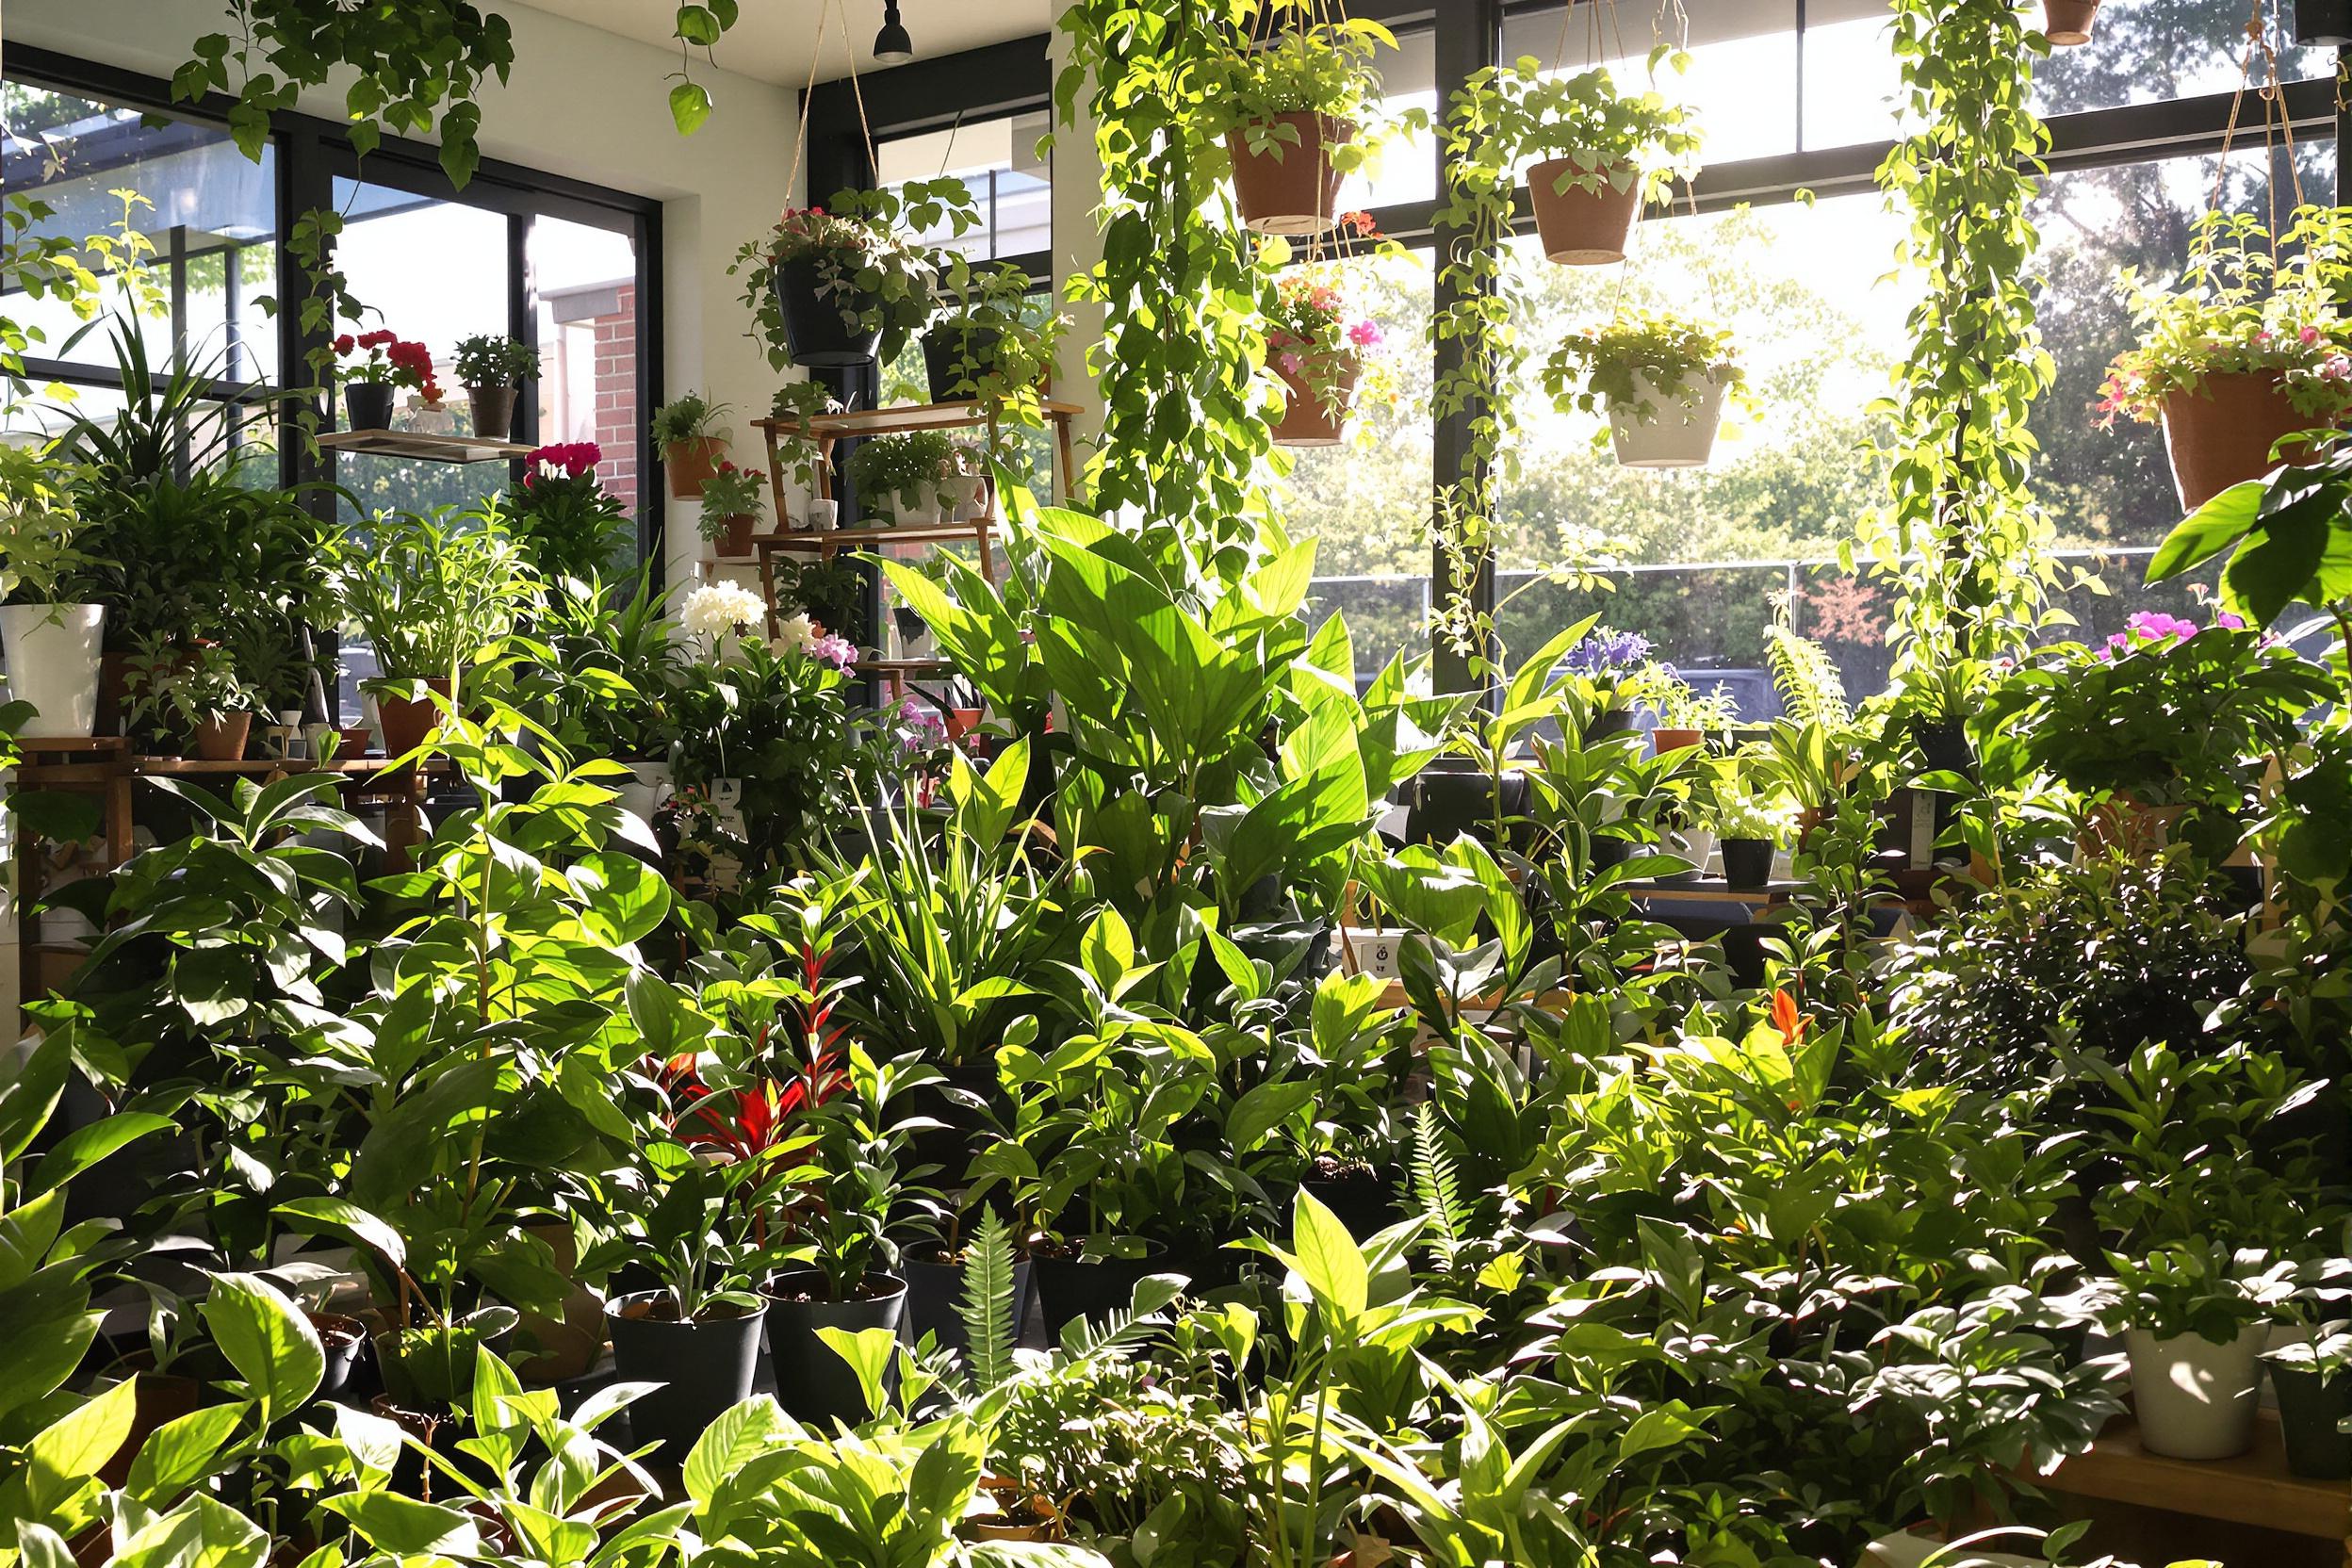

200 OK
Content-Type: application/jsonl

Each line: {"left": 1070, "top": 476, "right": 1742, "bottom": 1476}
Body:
{"left": 452, "top": 332, "right": 540, "bottom": 389}
{"left": 847, "top": 430, "right": 955, "bottom": 500}
{"left": 651, "top": 388, "right": 732, "bottom": 447}
{"left": 1482, "top": 53, "right": 1701, "bottom": 201}
{"left": 732, "top": 181, "right": 979, "bottom": 371}
{"left": 1541, "top": 306, "right": 1745, "bottom": 425}
{"left": 1199, "top": 11, "right": 1401, "bottom": 170}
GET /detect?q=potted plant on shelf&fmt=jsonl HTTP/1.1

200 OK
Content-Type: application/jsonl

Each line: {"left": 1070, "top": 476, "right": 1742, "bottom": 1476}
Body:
{"left": 772, "top": 554, "right": 872, "bottom": 648}
{"left": 651, "top": 390, "right": 732, "bottom": 498}
{"left": 1480, "top": 56, "right": 1701, "bottom": 265}
{"left": 1649, "top": 672, "right": 1738, "bottom": 756}
{"left": 734, "top": 180, "right": 975, "bottom": 370}
{"left": 335, "top": 328, "right": 438, "bottom": 432}
{"left": 2265, "top": 1316, "right": 2352, "bottom": 1479}
{"left": 2109, "top": 1240, "right": 2295, "bottom": 1460}
{"left": 0, "top": 443, "right": 103, "bottom": 739}
{"left": 1204, "top": 11, "right": 1407, "bottom": 235}
{"left": 698, "top": 459, "right": 769, "bottom": 558}
{"left": 1555, "top": 624, "right": 1661, "bottom": 738}
{"left": 769, "top": 379, "right": 842, "bottom": 529}
{"left": 1542, "top": 308, "right": 1747, "bottom": 468}
{"left": 846, "top": 430, "right": 954, "bottom": 526}
{"left": 1707, "top": 779, "right": 1790, "bottom": 891}
{"left": 587, "top": 1138, "right": 798, "bottom": 1461}
{"left": 330, "top": 509, "right": 538, "bottom": 760}
{"left": 2098, "top": 206, "right": 2352, "bottom": 509}
{"left": 921, "top": 256, "right": 1068, "bottom": 418}
{"left": 1266, "top": 245, "right": 1390, "bottom": 447}
{"left": 452, "top": 332, "right": 539, "bottom": 442}
{"left": 122, "top": 638, "right": 262, "bottom": 761}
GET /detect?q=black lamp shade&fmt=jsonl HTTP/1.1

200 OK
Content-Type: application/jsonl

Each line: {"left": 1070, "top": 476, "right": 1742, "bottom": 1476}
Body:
{"left": 874, "top": 2, "right": 914, "bottom": 62}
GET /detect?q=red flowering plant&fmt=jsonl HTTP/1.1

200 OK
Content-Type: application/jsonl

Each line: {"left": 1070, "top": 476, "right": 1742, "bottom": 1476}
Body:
{"left": 494, "top": 440, "right": 626, "bottom": 581}
{"left": 335, "top": 328, "right": 442, "bottom": 400}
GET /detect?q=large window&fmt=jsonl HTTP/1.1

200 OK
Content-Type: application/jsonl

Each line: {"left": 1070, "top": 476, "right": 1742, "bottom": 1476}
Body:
{"left": 877, "top": 110, "right": 1052, "bottom": 264}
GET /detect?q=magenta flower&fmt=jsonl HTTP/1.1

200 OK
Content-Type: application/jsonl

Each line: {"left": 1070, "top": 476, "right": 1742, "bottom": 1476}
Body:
{"left": 1347, "top": 318, "right": 1384, "bottom": 350}
{"left": 810, "top": 634, "right": 858, "bottom": 669}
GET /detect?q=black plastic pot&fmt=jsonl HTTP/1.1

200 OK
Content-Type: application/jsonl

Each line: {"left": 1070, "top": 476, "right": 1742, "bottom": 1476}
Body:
{"left": 2271, "top": 1363, "right": 2352, "bottom": 1478}
{"left": 1405, "top": 757, "right": 1527, "bottom": 848}
{"left": 1031, "top": 1243, "right": 1172, "bottom": 1340}
{"left": 1907, "top": 717, "right": 1973, "bottom": 776}
{"left": 922, "top": 323, "right": 1004, "bottom": 403}
{"left": 760, "top": 1271, "right": 906, "bottom": 1426}
{"left": 604, "top": 1292, "right": 767, "bottom": 1461}
{"left": 1721, "top": 837, "right": 1774, "bottom": 891}
{"left": 311, "top": 1312, "right": 372, "bottom": 1405}
{"left": 901, "top": 1249, "right": 1035, "bottom": 1362}
{"left": 1585, "top": 708, "right": 1637, "bottom": 743}
{"left": 906, "top": 1061, "right": 1000, "bottom": 1184}
{"left": 775, "top": 256, "right": 884, "bottom": 367}
{"left": 344, "top": 382, "right": 395, "bottom": 432}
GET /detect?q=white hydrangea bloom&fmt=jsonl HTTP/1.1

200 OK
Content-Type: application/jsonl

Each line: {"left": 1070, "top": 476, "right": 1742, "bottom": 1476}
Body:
{"left": 681, "top": 581, "right": 764, "bottom": 642}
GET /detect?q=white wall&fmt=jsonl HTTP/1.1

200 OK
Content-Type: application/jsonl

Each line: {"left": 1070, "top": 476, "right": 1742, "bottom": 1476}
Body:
{"left": 1, "top": 0, "right": 804, "bottom": 579}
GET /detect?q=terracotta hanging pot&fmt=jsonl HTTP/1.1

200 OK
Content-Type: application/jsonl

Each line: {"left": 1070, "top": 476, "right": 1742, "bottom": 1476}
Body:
{"left": 2160, "top": 370, "right": 2332, "bottom": 511}
{"left": 665, "top": 436, "right": 727, "bottom": 499}
{"left": 1227, "top": 112, "right": 1352, "bottom": 235}
{"left": 2042, "top": 0, "right": 2100, "bottom": 45}
{"left": 1271, "top": 349, "right": 1362, "bottom": 447}
{"left": 1527, "top": 159, "right": 1642, "bottom": 265}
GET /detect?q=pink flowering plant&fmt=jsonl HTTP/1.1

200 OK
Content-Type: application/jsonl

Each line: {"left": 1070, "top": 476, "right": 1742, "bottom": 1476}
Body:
{"left": 2099, "top": 206, "right": 2352, "bottom": 430}
{"left": 1266, "top": 240, "right": 1396, "bottom": 418}
{"left": 497, "top": 441, "right": 626, "bottom": 581}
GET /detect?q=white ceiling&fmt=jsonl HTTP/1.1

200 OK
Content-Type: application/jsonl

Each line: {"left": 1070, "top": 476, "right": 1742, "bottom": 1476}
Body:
{"left": 514, "top": 0, "right": 1054, "bottom": 88}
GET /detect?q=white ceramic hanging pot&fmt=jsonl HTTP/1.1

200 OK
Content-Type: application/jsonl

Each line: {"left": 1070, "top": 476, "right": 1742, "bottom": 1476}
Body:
{"left": 1609, "top": 368, "right": 1734, "bottom": 469}
{"left": 0, "top": 603, "right": 105, "bottom": 738}
{"left": 2127, "top": 1323, "right": 2267, "bottom": 1459}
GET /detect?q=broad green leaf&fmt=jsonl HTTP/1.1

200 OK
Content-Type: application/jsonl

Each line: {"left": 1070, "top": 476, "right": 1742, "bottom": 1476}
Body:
{"left": 321, "top": 1492, "right": 479, "bottom": 1556}
{"left": 199, "top": 1272, "right": 322, "bottom": 1423}
{"left": 25, "top": 1376, "right": 137, "bottom": 1516}
{"left": 28, "top": 1113, "right": 175, "bottom": 1195}
{"left": 1289, "top": 1187, "right": 1367, "bottom": 1327}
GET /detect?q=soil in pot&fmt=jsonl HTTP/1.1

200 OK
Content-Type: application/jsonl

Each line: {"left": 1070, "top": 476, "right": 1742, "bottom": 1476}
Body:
{"left": 2042, "top": 0, "right": 2099, "bottom": 44}
{"left": 191, "top": 712, "right": 253, "bottom": 762}
{"left": 1028, "top": 1239, "right": 1172, "bottom": 1340}
{"left": 377, "top": 678, "right": 453, "bottom": 760}
{"left": 666, "top": 436, "right": 727, "bottom": 499}
{"left": 605, "top": 1291, "right": 768, "bottom": 1462}
{"left": 760, "top": 1270, "right": 906, "bottom": 1427}
{"left": 1527, "top": 160, "right": 1642, "bottom": 265}
{"left": 775, "top": 255, "right": 884, "bottom": 367}
{"left": 2126, "top": 1323, "right": 2266, "bottom": 1460}
{"left": 2268, "top": 1362, "right": 2352, "bottom": 1479}
{"left": 711, "top": 514, "right": 757, "bottom": 557}
{"left": 1300, "top": 1158, "right": 1403, "bottom": 1242}
{"left": 1226, "top": 112, "right": 1351, "bottom": 235}
{"left": 466, "top": 384, "right": 518, "bottom": 442}
{"left": 923, "top": 324, "right": 1004, "bottom": 403}
{"left": 344, "top": 383, "right": 396, "bottom": 432}
{"left": 1721, "top": 837, "right": 1775, "bottom": 890}
{"left": 2161, "top": 370, "right": 2334, "bottom": 512}
{"left": 901, "top": 1245, "right": 1037, "bottom": 1363}
{"left": 1271, "top": 351, "right": 1362, "bottom": 447}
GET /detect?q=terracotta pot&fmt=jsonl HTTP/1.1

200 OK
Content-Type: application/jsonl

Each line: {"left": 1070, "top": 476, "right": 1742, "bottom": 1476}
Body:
{"left": 665, "top": 436, "right": 727, "bottom": 499}
{"left": 190, "top": 711, "right": 253, "bottom": 762}
{"left": 711, "top": 514, "right": 756, "bottom": 557}
{"left": 335, "top": 725, "right": 375, "bottom": 760}
{"left": 377, "top": 677, "right": 452, "bottom": 760}
{"left": 945, "top": 708, "right": 985, "bottom": 741}
{"left": 2081, "top": 796, "right": 2186, "bottom": 858}
{"left": 466, "top": 384, "right": 518, "bottom": 442}
{"left": 1527, "top": 159, "right": 1642, "bottom": 265}
{"left": 2043, "top": 0, "right": 2099, "bottom": 44}
{"left": 2161, "top": 370, "right": 2334, "bottom": 511}
{"left": 1226, "top": 112, "right": 1352, "bottom": 236}
{"left": 1650, "top": 727, "right": 1704, "bottom": 755}
{"left": 1272, "top": 350, "right": 1362, "bottom": 447}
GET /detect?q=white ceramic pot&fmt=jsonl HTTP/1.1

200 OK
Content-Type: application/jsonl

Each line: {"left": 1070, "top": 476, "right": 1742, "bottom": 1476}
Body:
{"left": 1351, "top": 926, "right": 1411, "bottom": 980}
{"left": 806, "top": 498, "right": 839, "bottom": 532}
{"left": 945, "top": 472, "right": 989, "bottom": 521}
{"left": 2127, "top": 1322, "right": 2267, "bottom": 1459}
{"left": 1609, "top": 367, "right": 1734, "bottom": 469}
{"left": 0, "top": 603, "right": 105, "bottom": 739}
{"left": 890, "top": 487, "right": 941, "bottom": 527}
{"left": 616, "top": 760, "right": 672, "bottom": 822}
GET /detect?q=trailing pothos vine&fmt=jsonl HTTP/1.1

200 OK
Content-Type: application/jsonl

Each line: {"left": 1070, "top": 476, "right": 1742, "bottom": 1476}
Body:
{"left": 1054, "top": 0, "right": 1280, "bottom": 564}
{"left": 1862, "top": 0, "right": 2069, "bottom": 694}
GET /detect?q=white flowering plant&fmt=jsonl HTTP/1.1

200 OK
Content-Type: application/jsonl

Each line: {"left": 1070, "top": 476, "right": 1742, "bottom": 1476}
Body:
{"left": 681, "top": 581, "right": 766, "bottom": 645}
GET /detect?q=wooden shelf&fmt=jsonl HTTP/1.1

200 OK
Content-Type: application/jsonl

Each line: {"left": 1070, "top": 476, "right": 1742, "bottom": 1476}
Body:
{"left": 317, "top": 429, "right": 532, "bottom": 465}
{"left": 752, "top": 398, "right": 1083, "bottom": 441}
{"left": 1370, "top": 981, "right": 1576, "bottom": 1013}
{"left": 13, "top": 736, "right": 127, "bottom": 755}
{"left": 2040, "top": 1415, "right": 2347, "bottom": 1540}
{"left": 756, "top": 521, "right": 994, "bottom": 552}
{"left": 858, "top": 657, "right": 955, "bottom": 677}
{"left": 130, "top": 758, "right": 409, "bottom": 776}
{"left": 1623, "top": 878, "right": 1799, "bottom": 906}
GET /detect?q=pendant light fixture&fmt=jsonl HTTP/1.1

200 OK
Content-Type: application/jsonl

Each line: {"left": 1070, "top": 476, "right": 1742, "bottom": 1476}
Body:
{"left": 873, "top": 1, "right": 915, "bottom": 63}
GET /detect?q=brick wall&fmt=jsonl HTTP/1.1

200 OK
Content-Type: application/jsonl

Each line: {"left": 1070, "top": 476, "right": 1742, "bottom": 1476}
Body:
{"left": 590, "top": 283, "right": 638, "bottom": 509}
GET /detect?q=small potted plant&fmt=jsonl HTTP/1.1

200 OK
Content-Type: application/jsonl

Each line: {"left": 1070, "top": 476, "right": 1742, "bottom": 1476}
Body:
{"left": 734, "top": 181, "right": 972, "bottom": 370}
{"left": 1205, "top": 12, "right": 1406, "bottom": 235}
{"left": 587, "top": 1140, "right": 797, "bottom": 1461}
{"left": 1480, "top": 57, "right": 1701, "bottom": 265}
{"left": 2265, "top": 1316, "right": 2352, "bottom": 1479}
{"left": 698, "top": 460, "right": 769, "bottom": 558}
{"left": 452, "top": 332, "right": 539, "bottom": 441}
{"left": 2098, "top": 205, "right": 2352, "bottom": 509}
{"left": 122, "top": 639, "right": 262, "bottom": 761}
{"left": 651, "top": 390, "right": 732, "bottom": 499}
{"left": 1707, "top": 781, "right": 1790, "bottom": 890}
{"left": 2111, "top": 1240, "right": 2296, "bottom": 1460}
{"left": 335, "top": 328, "right": 438, "bottom": 431}
{"left": 921, "top": 256, "right": 1067, "bottom": 416}
{"left": 0, "top": 444, "right": 103, "bottom": 739}
{"left": 1543, "top": 308, "right": 1747, "bottom": 468}
{"left": 1555, "top": 625, "right": 1659, "bottom": 738}
{"left": 2044, "top": 0, "right": 2099, "bottom": 45}
{"left": 1650, "top": 674, "right": 1738, "bottom": 756}
{"left": 769, "top": 380, "right": 841, "bottom": 527}
{"left": 1266, "top": 244, "right": 1389, "bottom": 447}
{"left": 846, "top": 430, "right": 954, "bottom": 526}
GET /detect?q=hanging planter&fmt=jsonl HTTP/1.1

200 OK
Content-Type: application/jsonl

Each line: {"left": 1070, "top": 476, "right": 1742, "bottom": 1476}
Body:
{"left": 2099, "top": 205, "right": 2352, "bottom": 510}
{"left": 1266, "top": 255, "right": 1387, "bottom": 448}
{"left": 0, "top": 603, "right": 104, "bottom": 738}
{"left": 653, "top": 391, "right": 734, "bottom": 498}
{"left": 1527, "top": 160, "right": 1643, "bottom": 265}
{"left": 2042, "top": 0, "right": 2100, "bottom": 45}
{"left": 1229, "top": 113, "right": 1354, "bottom": 235}
{"left": 1484, "top": 57, "right": 1700, "bottom": 265}
{"left": 1544, "top": 310, "right": 1749, "bottom": 470}
{"left": 923, "top": 322, "right": 1005, "bottom": 404}
{"left": 1272, "top": 350, "right": 1363, "bottom": 446}
{"left": 735, "top": 189, "right": 956, "bottom": 372}
{"left": 1208, "top": 16, "right": 1399, "bottom": 235}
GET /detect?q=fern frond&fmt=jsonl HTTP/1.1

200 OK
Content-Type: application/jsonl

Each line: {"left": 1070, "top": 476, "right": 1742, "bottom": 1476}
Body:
{"left": 1410, "top": 1102, "right": 1469, "bottom": 1258}
{"left": 1764, "top": 625, "right": 1850, "bottom": 729}
{"left": 1053, "top": 1273, "right": 1179, "bottom": 1363}
{"left": 957, "top": 1206, "right": 1018, "bottom": 1395}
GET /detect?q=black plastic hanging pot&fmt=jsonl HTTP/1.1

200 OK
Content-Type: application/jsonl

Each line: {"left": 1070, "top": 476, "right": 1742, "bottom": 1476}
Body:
{"left": 760, "top": 1271, "right": 906, "bottom": 1426}
{"left": 775, "top": 255, "right": 884, "bottom": 368}
{"left": 604, "top": 1293, "right": 767, "bottom": 1462}
{"left": 2295, "top": 0, "right": 2352, "bottom": 44}
{"left": 922, "top": 323, "right": 1004, "bottom": 403}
